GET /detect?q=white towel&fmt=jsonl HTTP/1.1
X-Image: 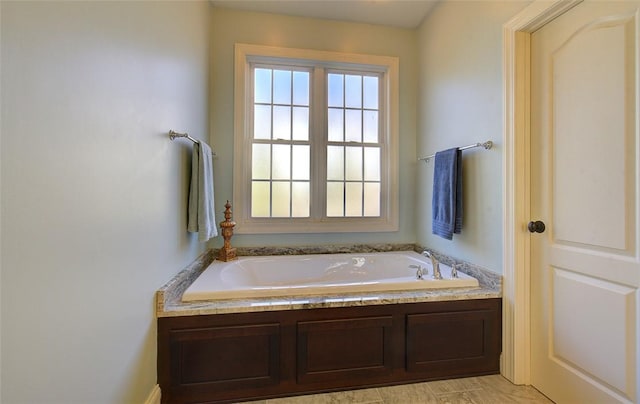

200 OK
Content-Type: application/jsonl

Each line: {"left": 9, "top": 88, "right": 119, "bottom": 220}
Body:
{"left": 187, "top": 141, "right": 217, "bottom": 242}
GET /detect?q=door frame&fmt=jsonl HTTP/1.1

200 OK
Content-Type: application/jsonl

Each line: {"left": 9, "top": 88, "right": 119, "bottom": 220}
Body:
{"left": 501, "top": 0, "right": 583, "bottom": 385}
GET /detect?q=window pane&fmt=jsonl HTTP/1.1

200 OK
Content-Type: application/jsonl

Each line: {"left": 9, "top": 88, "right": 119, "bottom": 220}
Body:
{"left": 363, "top": 110, "right": 378, "bottom": 143}
{"left": 252, "top": 144, "right": 271, "bottom": 180}
{"left": 328, "top": 73, "right": 343, "bottom": 107}
{"left": 345, "top": 109, "right": 362, "bottom": 142}
{"left": 292, "top": 182, "right": 310, "bottom": 217}
{"left": 345, "top": 182, "right": 363, "bottom": 216}
{"left": 327, "top": 146, "right": 344, "bottom": 181}
{"left": 252, "top": 181, "right": 270, "bottom": 217}
{"left": 292, "top": 107, "right": 309, "bottom": 141}
{"left": 273, "top": 106, "right": 291, "bottom": 140}
{"left": 345, "top": 75, "right": 362, "bottom": 108}
{"left": 254, "top": 105, "right": 271, "bottom": 139}
{"left": 328, "top": 108, "right": 344, "bottom": 142}
{"left": 293, "top": 71, "right": 309, "bottom": 106}
{"left": 364, "top": 183, "right": 380, "bottom": 216}
{"left": 254, "top": 68, "right": 272, "bottom": 104}
{"left": 272, "top": 144, "right": 290, "bottom": 180}
{"left": 364, "top": 147, "right": 380, "bottom": 181}
{"left": 345, "top": 146, "right": 362, "bottom": 181}
{"left": 273, "top": 70, "right": 291, "bottom": 104}
{"left": 292, "top": 145, "right": 309, "bottom": 180}
{"left": 272, "top": 181, "right": 290, "bottom": 217}
{"left": 363, "top": 76, "right": 378, "bottom": 110}
{"left": 326, "top": 182, "right": 344, "bottom": 216}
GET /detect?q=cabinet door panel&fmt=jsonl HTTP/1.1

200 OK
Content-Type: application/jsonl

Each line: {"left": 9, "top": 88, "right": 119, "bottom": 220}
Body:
{"left": 169, "top": 323, "right": 280, "bottom": 393}
{"left": 297, "top": 316, "right": 393, "bottom": 384}
{"left": 406, "top": 309, "right": 500, "bottom": 376}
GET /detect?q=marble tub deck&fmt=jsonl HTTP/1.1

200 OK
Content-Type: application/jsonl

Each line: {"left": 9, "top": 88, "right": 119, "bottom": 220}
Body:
{"left": 156, "top": 244, "right": 502, "bottom": 317}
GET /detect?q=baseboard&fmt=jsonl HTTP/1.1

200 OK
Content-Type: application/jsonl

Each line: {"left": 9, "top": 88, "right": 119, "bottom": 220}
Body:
{"left": 144, "top": 384, "right": 161, "bottom": 404}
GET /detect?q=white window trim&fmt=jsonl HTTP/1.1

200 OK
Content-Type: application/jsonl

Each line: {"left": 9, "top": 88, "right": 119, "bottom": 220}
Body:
{"left": 233, "top": 43, "right": 399, "bottom": 234}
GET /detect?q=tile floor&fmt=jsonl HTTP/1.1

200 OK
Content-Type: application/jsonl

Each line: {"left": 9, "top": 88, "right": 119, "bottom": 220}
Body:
{"left": 242, "top": 375, "right": 554, "bottom": 403}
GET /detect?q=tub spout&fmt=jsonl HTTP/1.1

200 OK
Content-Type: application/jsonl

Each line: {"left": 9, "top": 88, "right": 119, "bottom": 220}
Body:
{"left": 422, "top": 250, "right": 442, "bottom": 280}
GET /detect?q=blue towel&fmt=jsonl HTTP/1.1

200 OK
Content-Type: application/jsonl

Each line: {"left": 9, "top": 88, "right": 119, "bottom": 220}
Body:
{"left": 432, "top": 148, "right": 463, "bottom": 240}
{"left": 454, "top": 148, "right": 463, "bottom": 233}
{"left": 187, "top": 141, "right": 218, "bottom": 242}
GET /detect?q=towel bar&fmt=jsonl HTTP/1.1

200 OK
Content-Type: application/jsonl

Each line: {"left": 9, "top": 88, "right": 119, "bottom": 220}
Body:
{"left": 169, "top": 130, "right": 216, "bottom": 156}
{"left": 418, "top": 140, "right": 492, "bottom": 163}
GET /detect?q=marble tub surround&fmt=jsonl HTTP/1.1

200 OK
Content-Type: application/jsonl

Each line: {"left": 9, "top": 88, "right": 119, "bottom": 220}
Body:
{"left": 414, "top": 245, "right": 502, "bottom": 291}
{"left": 158, "top": 287, "right": 501, "bottom": 318}
{"left": 156, "top": 243, "right": 501, "bottom": 318}
{"left": 233, "top": 243, "right": 416, "bottom": 256}
{"left": 155, "top": 249, "right": 215, "bottom": 314}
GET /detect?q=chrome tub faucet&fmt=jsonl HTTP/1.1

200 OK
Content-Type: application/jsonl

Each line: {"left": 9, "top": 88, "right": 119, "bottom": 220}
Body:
{"left": 422, "top": 250, "right": 443, "bottom": 280}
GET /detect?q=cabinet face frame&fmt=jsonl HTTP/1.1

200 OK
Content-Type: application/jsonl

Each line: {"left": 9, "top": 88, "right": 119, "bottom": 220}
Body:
{"left": 158, "top": 299, "right": 502, "bottom": 403}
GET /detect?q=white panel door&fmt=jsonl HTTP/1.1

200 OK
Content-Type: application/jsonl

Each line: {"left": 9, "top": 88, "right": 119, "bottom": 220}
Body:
{"left": 531, "top": 1, "right": 640, "bottom": 403}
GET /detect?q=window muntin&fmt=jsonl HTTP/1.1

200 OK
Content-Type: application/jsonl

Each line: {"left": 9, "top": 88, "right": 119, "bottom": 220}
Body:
{"left": 234, "top": 44, "right": 398, "bottom": 233}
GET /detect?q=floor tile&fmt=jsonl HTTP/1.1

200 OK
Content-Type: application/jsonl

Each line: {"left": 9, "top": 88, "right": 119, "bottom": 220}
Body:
{"left": 435, "top": 391, "right": 477, "bottom": 404}
{"left": 265, "top": 387, "right": 382, "bottom": 404}
{"left": 471, "top": 375, "right": 553, "bottom": 403}
{"left": 238, "top": 375, "right": 554, "bottom": 404}
{"left": 375, "top": 381, "right": 440, "bottom": 403}
{"left": 427, "top": 377, "right": 483, "bottom": 395}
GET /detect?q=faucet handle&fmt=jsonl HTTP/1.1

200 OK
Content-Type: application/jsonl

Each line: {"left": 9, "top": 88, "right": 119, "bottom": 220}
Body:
{"left": 409, "top": 264, "right": 426, "bottom": 280}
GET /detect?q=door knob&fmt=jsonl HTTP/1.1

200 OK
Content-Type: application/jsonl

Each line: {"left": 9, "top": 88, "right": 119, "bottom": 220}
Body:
{"left": 528, "top": 220, "right": 546, "bottom": 233}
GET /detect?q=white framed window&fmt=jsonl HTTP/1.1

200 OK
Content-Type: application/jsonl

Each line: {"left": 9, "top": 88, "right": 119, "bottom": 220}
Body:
{"left": 233, "top": 43, "right": 399, "bottom": 234}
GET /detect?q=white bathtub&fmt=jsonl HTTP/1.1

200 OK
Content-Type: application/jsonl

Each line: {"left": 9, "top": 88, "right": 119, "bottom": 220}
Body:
{"left": 181, "top": 251, "right": 479, "bottom": 301}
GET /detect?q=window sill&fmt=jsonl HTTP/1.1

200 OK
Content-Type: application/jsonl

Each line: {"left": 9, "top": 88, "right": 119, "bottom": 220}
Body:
{"left": 233, "top": 217, "right": 399, "bottom": 234}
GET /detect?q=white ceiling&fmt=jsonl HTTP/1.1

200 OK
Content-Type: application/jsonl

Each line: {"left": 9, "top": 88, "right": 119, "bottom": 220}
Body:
{"left": 209, "top": 0, "right": 440, "bottom": 29}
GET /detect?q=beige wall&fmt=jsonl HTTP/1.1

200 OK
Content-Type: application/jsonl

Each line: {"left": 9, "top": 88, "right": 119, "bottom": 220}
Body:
{"left": 416, "top": 1, "right": 530, "bottom": 273}
{"left": 209, "top": 7, "right": 418, "bottom": 248}
{"left": 0, "top": 1, "right": 209, "bottom": 402}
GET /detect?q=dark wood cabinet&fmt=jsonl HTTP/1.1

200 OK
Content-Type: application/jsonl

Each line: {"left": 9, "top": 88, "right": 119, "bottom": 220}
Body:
{"left": 158, "top": 298, "right": 501, "bottom": 403}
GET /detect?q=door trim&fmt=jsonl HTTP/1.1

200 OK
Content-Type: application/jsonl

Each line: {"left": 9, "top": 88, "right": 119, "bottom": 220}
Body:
{"left": 502, "top": 0, "right": 583, "bottom": 385}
